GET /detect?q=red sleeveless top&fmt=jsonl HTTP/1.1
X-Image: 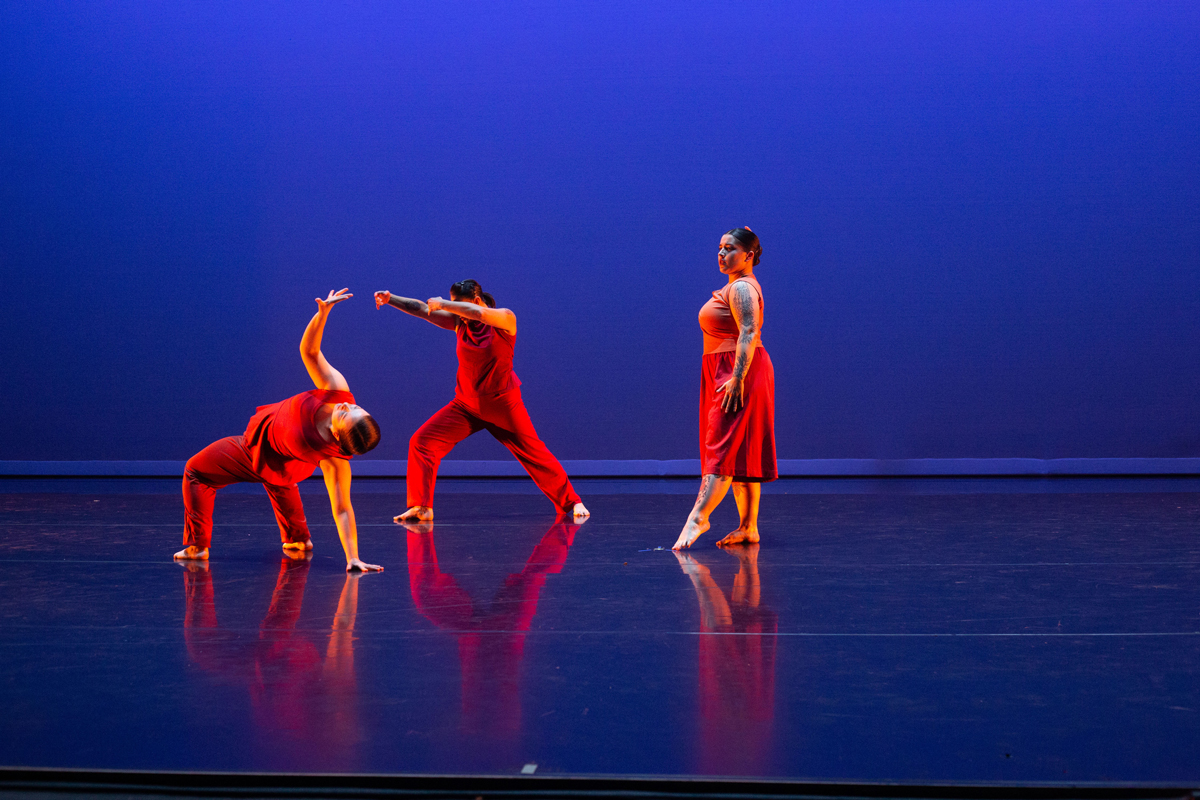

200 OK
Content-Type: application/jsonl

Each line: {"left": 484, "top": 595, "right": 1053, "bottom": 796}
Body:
{"left": 455, "top": 318, "right": 521, "bottom": 400}
{"left": 242, "top": 388, "right": 355, "bottom": 485}
{"left": 698, "top": 275, "right": 764, "bottom": 354}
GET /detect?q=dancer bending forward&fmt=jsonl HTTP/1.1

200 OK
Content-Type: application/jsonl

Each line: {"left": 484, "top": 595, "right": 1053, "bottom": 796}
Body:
{"left": 375, "top": 280, "right": 588, "bottom": 521}
{"left": 673, "top": 228, "right": 777, "bottom": 550}
{"left": 175, "top": 290, "right": 384, "bottom": 571}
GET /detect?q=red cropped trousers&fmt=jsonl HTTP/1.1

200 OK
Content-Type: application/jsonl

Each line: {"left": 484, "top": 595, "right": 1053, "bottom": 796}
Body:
{"left": 407, "top": 389, "right": 580, "bottom": 512}
{"left": 182, "top": 436, "right": 311, "bottom": 549}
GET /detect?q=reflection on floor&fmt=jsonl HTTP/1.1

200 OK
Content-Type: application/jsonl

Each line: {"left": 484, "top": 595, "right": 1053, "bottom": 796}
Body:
{"left": 405, "top": 519, "right": 579, "bottom": 755}
{"left": 674, "top": 547, "right": 776, "bottom": 777}
{"left": 182, "top": 555, "right": 362, "bottom": 772}
{"left": 0, "top": 478, "right": 1198, "bottom": 783}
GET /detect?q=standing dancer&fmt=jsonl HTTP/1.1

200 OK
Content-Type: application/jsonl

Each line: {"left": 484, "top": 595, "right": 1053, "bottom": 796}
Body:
{"left": 374, "top": 280, "right": 588, "bottom": 521}
{"left": 673, "top": 228, "right": 777, "bottom": 549}
{"left": 174, "top": 290, "right": 383, "bottom": 571}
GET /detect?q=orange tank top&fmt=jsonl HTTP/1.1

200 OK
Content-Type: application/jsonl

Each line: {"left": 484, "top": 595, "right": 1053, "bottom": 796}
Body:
{"left": 698, "top": 275, "right": 764, "bottom": 354}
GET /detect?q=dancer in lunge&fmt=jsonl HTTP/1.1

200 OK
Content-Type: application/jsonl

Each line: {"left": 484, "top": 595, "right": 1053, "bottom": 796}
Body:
{"left": 374, "top": 280, "right": 588, "bottom": 521}
{"left": 673, "top": 228, "right": 777, "bottom": 549}
{"left": 174, "top": 290, "right": 383, "bottom": 571}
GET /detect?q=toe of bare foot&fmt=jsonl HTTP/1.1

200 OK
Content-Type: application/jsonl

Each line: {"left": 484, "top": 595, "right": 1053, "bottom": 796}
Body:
{"left": 716, "top": 530, "right": 760, "bottom": 547}
{"left": 672, "top": 529, "right": 699, "bottom": 550}
{"left": 395, "top": 506, "right": 433, "bottom": 523}
{"left": 174, "top": 546, "right": 209, "bottom": 561}
{"left": 673, "top": 518, "right": 709, "bottom": 550}
{"left": 572, "top": 503, "right": 590, "bottom": 518}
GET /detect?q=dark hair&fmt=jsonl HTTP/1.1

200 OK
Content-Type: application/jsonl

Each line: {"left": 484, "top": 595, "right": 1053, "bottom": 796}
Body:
{"left": 450, "top": 279, "right": 495, "bottom": 308}
{"left": 340, "top": 412, "right": 381, "bottom": 456}
{"left": 725, "top": 227, "right": 762, "bottom": 266}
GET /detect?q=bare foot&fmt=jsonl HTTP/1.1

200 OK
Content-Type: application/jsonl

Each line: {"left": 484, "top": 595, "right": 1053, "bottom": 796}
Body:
{"left": 672, "top": 515, "right": 710, "bottom": 550}
{"left": 716, "top": 528, "right": 760, "bottom": 547}
{"left": 174, "top": 546, "right": 209, "bottom": 561}
{"left": 346, "top": 557, "right": 383, "bottom": 572}
{"left": 282, "top": 539, "right": 313, "bottom": 551}
{"left": 282, "top": 548, "right": 314, "bottom": 562}
{"left": 572, "top": 502, "right": 590, "bottom": 518}
{"left": 395, "top": 506, "right": 433, "bottom": 523}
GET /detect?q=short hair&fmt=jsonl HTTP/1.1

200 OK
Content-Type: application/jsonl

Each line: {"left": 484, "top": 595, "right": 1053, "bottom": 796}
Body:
{"left": 450, "top": 279, "right": 496, "bottom": 308}
{"left": 340, "top": 412, "right": 381, "bottom": 456}
{"left": 725, "top": 227, "right": 762, "bottom": 266}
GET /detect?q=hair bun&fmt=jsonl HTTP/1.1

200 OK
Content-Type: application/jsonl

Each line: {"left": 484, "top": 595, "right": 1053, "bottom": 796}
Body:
{"left": 724, "top": 226, "right": 762, "bottom": 266}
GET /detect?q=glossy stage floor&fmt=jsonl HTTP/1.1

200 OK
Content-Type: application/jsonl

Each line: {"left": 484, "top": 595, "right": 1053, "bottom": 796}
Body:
{"left": 1, "top": 477, "right": 1198, "bottom": 793}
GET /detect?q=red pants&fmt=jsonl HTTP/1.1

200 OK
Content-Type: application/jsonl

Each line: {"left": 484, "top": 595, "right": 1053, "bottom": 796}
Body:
{"left": 407, "top": 389, "right": 580, "bottom": 512}
{"left": 182, "top": 436, "right": 310, "bottom": 549}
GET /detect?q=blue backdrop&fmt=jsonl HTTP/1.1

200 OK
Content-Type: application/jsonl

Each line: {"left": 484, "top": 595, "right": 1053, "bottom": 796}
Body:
{"left": 3, "top": 1, "right": 1198, "bottom": 462}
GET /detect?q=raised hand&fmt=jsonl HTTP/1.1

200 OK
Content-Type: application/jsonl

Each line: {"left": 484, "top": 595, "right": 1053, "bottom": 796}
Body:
{"left": 374, "top": 290, "right": 391, "bottom": 309}
{"left": 316, "top": 288, "right": 353, "bottom": 312}
{"left": 426, "top": 296, "right": 446, "bottom": 312}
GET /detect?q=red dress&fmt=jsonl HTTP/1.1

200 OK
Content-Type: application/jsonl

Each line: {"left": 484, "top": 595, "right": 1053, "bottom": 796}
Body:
{"left": 697, "top": 276, "right": 777, "bottom": 481}
{"left": 405, "top": 318, "right": 580, "bottom": 512}
{"left": 181, "top": 389, "right": 354, "bottom": 549}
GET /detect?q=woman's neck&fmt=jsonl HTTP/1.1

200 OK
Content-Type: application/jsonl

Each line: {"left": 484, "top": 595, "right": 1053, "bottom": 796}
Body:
{"left": 726, "top": 267, "right": 754, "bottom": 284}
{"left": 315, "top": 403, "right": 336, "bottom": 443}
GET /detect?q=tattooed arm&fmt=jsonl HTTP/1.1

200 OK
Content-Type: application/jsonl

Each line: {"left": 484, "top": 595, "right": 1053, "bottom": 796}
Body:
{"left": 718, "top": 281, "right": 760, "bottom": 413}
{"left": 373, "top": 291, "right": 458, "bottom": 331}
{"left": 425, "top": 297, "right": 517, "bottom": 336}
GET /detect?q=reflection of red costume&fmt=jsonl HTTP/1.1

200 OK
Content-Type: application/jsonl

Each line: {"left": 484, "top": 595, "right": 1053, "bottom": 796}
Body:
{"left": 679, "top": 551, "right": 778, "bottom": 776}
{"left": 698, "top": 603, "right": 778, "bottom": 775}
{"left": 697, "top": 276, "right": 777, "bottom": 481}
{"left": 405, "top": 522, "right": 578, "bottom": 735}
{"left": 183, "top": 559, "right": 321, "bottom": 735}
{"left": 182, "top": 389, "right": 354, "bottom": 549}
{"left": 182, "top": 560, "right": 360, "bottom": 770}
{"left": 406, "top": 319, "right": 580, "bottom": 512}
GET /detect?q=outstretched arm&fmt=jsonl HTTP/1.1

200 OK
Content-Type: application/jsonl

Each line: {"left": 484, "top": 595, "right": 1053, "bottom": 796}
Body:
{"left": 426, "top": 297, "right": 517, "bottom": 335}
{"left": 319, "top": 457, "right": 383, "bottom": 572}
{"left": 374, "top": 291, "right": 457, "bottom": 331}
{"left": 717, "top": 281, "right": 760, "bottom": 414}
{"left": 301, "top": 289, "right": 352, "bottom": 391}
